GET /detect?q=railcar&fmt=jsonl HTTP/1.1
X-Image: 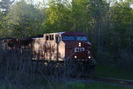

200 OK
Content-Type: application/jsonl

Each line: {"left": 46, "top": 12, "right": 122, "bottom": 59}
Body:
{"left": 2, "top": 32, "right": 96, "bottom": 75}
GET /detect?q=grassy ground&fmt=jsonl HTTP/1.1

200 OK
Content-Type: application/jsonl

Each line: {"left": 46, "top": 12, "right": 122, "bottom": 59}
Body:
{"left": 65, "top": 64, "right": 133, "bottom": 89}
{"left": 29, "top": 81, "right": 133, "bottom": 89}
{"left": 27, "top": 64, "right": 133, "bottom": 89}
{"left": 67, "top": 82, "right": 133, "bottom": 89}
{"left": 92, "top": 64, "right": 133, "bottom": 80}
{"left": 1, "top": 81, "right": 133, "bottom": 89}
{"left": 1, "top": 65, "right": 133, "bottom": 89}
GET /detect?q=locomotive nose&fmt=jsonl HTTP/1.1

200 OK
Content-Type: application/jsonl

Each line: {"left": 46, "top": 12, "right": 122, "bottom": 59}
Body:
{"left": 72, "top": 41, "right": 92, "bottom": 61}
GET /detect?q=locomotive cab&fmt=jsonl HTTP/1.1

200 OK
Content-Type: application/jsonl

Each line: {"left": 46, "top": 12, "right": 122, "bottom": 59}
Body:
{"left": 60, "top": 32, "right": 93, "bottom": 61}
{"left": 57, "top": 32, "right": 96, "bottom": 75}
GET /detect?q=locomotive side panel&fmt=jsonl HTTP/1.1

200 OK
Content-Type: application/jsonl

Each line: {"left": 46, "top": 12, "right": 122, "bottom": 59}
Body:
{"left": 32, "top": 37, "right": 45, "bottom": 60}
{"left": 43, "top": 33, "right": 57, "bottom": 61}
{"left": 32, "top": 33, "right": 58, "bottom": 62}
{"left": 58, "top": 41, "right": 65, "bottom": 61}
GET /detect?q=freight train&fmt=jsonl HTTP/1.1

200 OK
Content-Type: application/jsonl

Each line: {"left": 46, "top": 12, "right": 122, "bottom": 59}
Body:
{"left": 2, "top": 32, "right": 96, "bottom": 75}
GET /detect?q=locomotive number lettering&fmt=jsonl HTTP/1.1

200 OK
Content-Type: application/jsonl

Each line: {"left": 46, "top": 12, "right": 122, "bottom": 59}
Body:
{"left": 74, "top": 47, "right": 85, "bottom": 52}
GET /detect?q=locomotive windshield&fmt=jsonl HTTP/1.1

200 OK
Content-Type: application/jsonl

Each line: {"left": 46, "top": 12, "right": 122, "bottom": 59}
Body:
{"left": 62, "top": 36, "right": 75, "bottom": 41}
{"left": 76, "top": 36, "right": 87, "bottom": 41}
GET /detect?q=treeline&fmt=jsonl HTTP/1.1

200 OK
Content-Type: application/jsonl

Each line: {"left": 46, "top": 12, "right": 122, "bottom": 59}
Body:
{"left": 0, "top": 0, "right": 133, "bottom": 70}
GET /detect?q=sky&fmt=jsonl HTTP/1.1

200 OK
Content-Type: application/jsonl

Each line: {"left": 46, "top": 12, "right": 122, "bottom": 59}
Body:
{"left": 15, "top": 0, "right": 71, "bottom": 5}
{"left": 31, "top": 0, "right": 48, "bottom": 4}
{"left": 12, "top": 0, "right": 49, "bottom": 7}
{"left": 15, "top": 0, "right": 48, "bottom": 4}
{"left": 14, "top": 0, "right": 72, "bottom": 8}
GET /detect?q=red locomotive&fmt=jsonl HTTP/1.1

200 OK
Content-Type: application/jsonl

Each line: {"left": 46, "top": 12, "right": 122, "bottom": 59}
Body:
{"left": 2, "top": 32, "right": 96, "bottom": 75}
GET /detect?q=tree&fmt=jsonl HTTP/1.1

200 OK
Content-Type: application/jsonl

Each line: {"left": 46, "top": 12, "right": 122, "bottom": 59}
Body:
{"left": 6, "top": 1, "right": 44, "bottom": 37}
{"left": 85, "top": 0, "right": 111, "bottom": 60}
{"left": 71, "top": 0, "right": 90, "bottom": 31}
{"left": 43, "top": 0, "right": 72, "bottom": 32}
{"left": 0, "top": 0, "right": 15, "bottom": 38}
{"left": 0, "top": 0, "right": 15, "bottom": 14}
{"left": 43, "top": 0, "right": 93, "bottom": 32}
{"left": 110, "top": 1, "right": 133, "bottom": 60}
{"left": 0, "top": 12, "right": 3, "bottom": 37}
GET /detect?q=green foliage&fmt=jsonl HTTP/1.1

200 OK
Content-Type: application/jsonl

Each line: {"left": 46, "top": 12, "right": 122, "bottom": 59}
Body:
{"left": 71, "top": 0, "right": 90, "bottom": 31}
{"left": 0, "top": 12, "right": 3, "bottom": 37}
{"left": 0, "top": 12, "right": 12, "bottom": 38}
{"left": 107, "top": 1, "right": 133, "bottom": 57}
{"left": 43, "top": 0, "right": 92, "bottom": 32}
{"left": 4, "top": 1, "right": 44, "bottom": 37}
{"left": 0, "top": 0, "right": 133, "bottom": 71}
{"left": 43, "top": 0, "right": 73, "bottom": 32}
{"left": 0, "top": 0, "right": 15, "bottom": 14}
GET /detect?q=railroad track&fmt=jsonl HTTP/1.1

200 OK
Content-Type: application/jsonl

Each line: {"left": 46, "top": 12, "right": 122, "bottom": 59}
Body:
{"left": 78, "top": 76, "right": 133, "bottom": 85}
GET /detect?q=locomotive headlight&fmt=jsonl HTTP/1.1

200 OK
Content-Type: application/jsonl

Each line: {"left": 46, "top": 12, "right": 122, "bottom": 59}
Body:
{"left": 88, "top": 56, "right": 91, "bottom": 59}
{"left": 74, "top": 56, "right": 77, "bottom": 58}
{"left": 79, "top": 42, "right": 81, "bottom": 47}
